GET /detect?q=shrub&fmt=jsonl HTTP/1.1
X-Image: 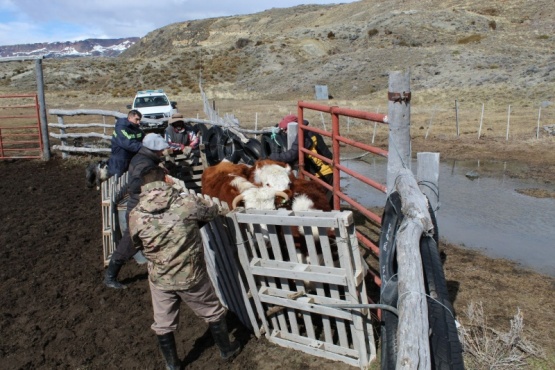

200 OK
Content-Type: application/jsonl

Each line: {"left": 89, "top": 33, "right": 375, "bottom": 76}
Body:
{"left": 489, "top": 20, "right": 497, "bottom": 30}
{"left": 457, "top": 34, "right": 485, "bottom": 44}
{"left": 327, "top": 31, "right": 335, "bottom": 39}
{"left": 367, "top": 28, "right": 379, "bottom": 38}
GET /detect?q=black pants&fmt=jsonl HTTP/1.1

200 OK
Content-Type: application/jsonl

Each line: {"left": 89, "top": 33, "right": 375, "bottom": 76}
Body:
{"left": 112, "top": 195, "right": 140, "bottom": 262}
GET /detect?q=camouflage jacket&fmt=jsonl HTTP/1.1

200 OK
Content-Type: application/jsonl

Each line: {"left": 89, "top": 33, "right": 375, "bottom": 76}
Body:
{"left": 129, "top": 181, "right": 219, "bottom": 290}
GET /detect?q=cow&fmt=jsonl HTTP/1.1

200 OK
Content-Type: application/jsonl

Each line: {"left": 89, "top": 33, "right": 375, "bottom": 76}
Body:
{"left": 201, "top": 159, "right": 292, "bottom": 210}
{"left": 86, "top": 160, "right": 109, "bottom": 190}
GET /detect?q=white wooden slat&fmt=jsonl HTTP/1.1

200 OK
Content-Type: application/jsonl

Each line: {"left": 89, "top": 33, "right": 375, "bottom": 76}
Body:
{"left": 251, "top": 222, "right": 287, "bottom": 333}
{"left": 264, "top": 222, "right": 300, "bottom": 336}
{"left": 228, "top": 211, "right": 270, "bottom": 338}
{"left": 250, "top": 258, "right": 347, "bottom": 285}
{"left": 258, "top": 291, "right": 354, "bottom": 321}
{"left": 235, "top": 211, "right": 341, "bottom": 228}
{"left": 268, "top": 333, "right": 361, "bottom": 367}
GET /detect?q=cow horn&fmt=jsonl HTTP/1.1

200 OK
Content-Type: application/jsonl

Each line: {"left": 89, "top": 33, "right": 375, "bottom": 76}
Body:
{"left": 232, "top": 194, "right": 245, "bottom": 209}
{"left": 275, "top": 191, "right": 289, "bottom": 202}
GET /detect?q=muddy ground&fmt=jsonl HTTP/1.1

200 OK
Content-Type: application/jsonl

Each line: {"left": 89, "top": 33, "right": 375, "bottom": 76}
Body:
{"left": 1, "top": 154, "right": 554, "bottom": 370}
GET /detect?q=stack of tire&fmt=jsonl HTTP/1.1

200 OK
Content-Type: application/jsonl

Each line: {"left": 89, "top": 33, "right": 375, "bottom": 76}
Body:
{"left": 194, "top": 124, "right": 274, "bottom": 166}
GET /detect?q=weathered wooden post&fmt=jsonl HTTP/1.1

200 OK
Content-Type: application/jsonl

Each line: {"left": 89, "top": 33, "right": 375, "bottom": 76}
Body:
{"left": 35, "top": 57, "right": 50, "bottom": 160}
{"left": 417, "top": 152, "right": 440, "bottom": 214}
{"left": 387, "top": 70, "right": 432, "bottom": 369}
{"left": 386, "top": 70, "right": 412, "bottom": 194}
{"left": 57, "top": 115, "right": 68, "bottom": 159}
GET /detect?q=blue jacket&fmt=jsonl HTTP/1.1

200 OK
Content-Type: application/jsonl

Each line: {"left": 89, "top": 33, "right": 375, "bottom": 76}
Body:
{"left": 108, "top": 117, "right": 144, "bottom": 177}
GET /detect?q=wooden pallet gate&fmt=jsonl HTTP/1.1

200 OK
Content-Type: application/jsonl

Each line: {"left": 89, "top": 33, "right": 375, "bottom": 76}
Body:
{"left": 228, "top": 208, "right": 376, "bottom": 369}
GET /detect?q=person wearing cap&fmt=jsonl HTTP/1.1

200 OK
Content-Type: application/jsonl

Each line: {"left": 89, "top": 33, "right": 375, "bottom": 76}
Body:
{"left": 107, "top": 110, "right": 144, "bottom": 177}
{"left": 269, "top": 114, "right": 334, "bottom": 187}
{"left": 129, "top": 166, "right": 241, "bottom": 369}
{"left": 104, "top": 133, "right": 171, "bottom": 289}
{"left": 164, "top": 114, "right": 199, "bottom": 153}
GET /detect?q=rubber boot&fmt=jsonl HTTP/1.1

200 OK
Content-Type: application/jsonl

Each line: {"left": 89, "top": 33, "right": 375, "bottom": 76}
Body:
{"left": 157, "top": 333, "right": 181, "bottom": 370}
{"left": 103, "top": 259, "right": 127, "bottom": 289}
{"left": 209, "top": 319, "right": 242, "bottom": 360}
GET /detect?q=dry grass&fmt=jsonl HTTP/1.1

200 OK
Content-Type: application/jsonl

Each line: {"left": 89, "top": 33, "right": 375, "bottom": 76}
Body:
{"left": 459, "top": 302, "right": 545, "bottom": 369}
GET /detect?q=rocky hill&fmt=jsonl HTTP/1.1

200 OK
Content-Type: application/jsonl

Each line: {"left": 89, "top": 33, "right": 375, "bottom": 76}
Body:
{"left": 0, "top": 38, "right": 139, "bottom": 58}
{"left": 0, "top": 0, "right": 553, "bottom": 105}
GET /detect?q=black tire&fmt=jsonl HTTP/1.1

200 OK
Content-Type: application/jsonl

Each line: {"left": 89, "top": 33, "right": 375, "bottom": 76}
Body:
{"left": 205, "top": 126, "right": 225, "bottom": 165}
{"left": 261, "top": 132, "right": 287, "bottom": 158}
{"left": 244, "top": 138, "right": 262, "bottom": 160}
{"left": 379, "top": 191, "right": 464, "bottom": 370}
{"left": 220, "top": 130, "right": 241, "bottom": 158}
{"left": 379, "top": 192, "right": 403, "bottom": 370}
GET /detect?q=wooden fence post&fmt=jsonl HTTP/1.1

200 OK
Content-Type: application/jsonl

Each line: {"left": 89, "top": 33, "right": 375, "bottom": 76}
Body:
{"left": 35, "top": 57, "right": 50, "bottom": 160}
{"left": 455, "top": 99, "right": 459, "bottom": 137}
{"left": 478, "top": 103, "right": 484, "bottom": 139}
{"left": 386, "top": 70, "right": 412, "bottom": 194}
{"left": 417, "top": 152, "right": 440, "bottom": 213}
{"left": 394, "top": 168, "right": 433, "bottom": 370}
{"left": 506, "top": 104, "right": 511, "bottom": 141}
{"left": 536, "top": 106, "right": 541, "bottom": 139}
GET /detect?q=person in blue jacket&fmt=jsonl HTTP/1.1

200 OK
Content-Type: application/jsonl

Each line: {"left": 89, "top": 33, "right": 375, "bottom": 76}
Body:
{"left": 107, "top": 110, "right": 144, "bottom": 177}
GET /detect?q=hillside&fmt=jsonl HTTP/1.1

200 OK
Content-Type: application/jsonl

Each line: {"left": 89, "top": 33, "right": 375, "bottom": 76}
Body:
{"left": 0, "top": 0, "right": 554, "bottom": 105}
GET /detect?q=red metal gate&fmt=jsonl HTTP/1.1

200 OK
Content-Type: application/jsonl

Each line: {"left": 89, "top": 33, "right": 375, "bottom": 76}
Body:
{"left": 296, "top": 101, "right": 388, "bottom": 287}
{"left": 0, "top": 94, "right": 43, "bottom": 159}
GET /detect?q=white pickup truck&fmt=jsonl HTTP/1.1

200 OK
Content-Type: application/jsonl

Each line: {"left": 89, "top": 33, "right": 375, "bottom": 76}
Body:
{"left": 126, "top": 89, "right": 177, "bottom": 128}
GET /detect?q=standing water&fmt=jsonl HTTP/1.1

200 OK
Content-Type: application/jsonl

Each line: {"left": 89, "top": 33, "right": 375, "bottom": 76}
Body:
{"left": 341, "top": 158, "right": 555, "bottom": 277}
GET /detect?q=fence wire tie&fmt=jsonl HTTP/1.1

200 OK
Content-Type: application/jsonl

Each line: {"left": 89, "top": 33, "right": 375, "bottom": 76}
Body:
{"left": 398, "top": 290, "right": 455, "bottom": 320}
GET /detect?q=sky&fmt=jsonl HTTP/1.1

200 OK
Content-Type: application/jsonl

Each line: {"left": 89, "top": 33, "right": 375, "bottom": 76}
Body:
{"left": 0, "top": 0, "right": 359, "bottom": 46}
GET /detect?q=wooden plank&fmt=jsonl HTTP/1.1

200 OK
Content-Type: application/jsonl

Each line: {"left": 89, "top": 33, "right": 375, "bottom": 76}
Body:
{"left": 268, "top": 333, "right": 361, "bottom": 368}
{"left": 235, "top": 212, "right": 340, "bottom": 228}
{"left": 257, "top": 291, "right": 354, "bottom": 321}
{"left": 264, "top": 220, "right": 300, "bottom": 336}
{"left": 251, "top": 222, "right": 288, "bottom": 333}
{"left": 250, "top": 258, "right": 347, "bottom": 285}
{"left": 228, "top": 211, "right": 269, "bottom": 338}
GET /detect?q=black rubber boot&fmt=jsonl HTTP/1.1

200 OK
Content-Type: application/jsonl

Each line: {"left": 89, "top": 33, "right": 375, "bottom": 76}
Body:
{"left": 157, "top": 333, "right": 181, "bottom": 370}
{"left": 209, "top": 319, "right": 242, "bottom": 360}
{"left": 103, "top": 259, "right": 127, "bottom": 289}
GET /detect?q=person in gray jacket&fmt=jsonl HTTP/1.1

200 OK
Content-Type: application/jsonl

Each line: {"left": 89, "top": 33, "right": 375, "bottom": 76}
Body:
{"left": 104, "top": 133, "right": 170, "bottom": 289}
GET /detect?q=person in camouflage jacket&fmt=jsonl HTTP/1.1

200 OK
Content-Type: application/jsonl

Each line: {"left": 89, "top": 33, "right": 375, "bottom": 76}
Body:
{"left": 129, "top": 166, "right": 241, "bottom": 369}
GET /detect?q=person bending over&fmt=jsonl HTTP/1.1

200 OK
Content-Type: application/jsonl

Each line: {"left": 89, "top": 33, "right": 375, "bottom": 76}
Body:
{"left": 129, "top": 166, "right": 241, "bottom": 369}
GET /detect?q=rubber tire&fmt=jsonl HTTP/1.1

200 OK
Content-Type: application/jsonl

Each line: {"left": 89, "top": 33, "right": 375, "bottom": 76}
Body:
{"left": 379, "top": 191, "right": 464, "bottom": 370}
{"left": 244, "top": 138, "right": 262, "bottom": 160}
{"left": 221, "top": 130, "right": 241, "bottom": 158}
{"left": 205, "top": 126, "right": 225, "bottom": 165}
{"left": 261, "top": 133, "right": 287, "bottom": 158}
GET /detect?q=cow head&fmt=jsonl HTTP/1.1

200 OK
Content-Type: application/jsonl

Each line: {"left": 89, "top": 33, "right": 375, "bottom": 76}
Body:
{"left": 252, "top": 161, "right": 292, "bottom": 191}
{"left": 230, "top": 176, "right": 289, "bottom": 210}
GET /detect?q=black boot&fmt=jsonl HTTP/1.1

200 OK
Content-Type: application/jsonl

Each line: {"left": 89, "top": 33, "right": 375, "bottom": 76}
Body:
{"left": 103, "top": 259, "right": 127, "bottom": 289}
{"left": 157, "top": 333, "right": 181, "bottom": 370}
{"left": 209, "top": 319, "right": 242, "bottom": 360}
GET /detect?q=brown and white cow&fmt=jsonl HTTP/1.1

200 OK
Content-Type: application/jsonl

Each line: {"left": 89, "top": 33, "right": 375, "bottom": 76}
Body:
{"left": 201, "top": 159, "right": 292, "bottom": 210}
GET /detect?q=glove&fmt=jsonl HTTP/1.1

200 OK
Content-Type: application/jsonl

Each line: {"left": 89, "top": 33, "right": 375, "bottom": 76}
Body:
{"left": 218, "top": 205, "right": 230, "bottom": 216}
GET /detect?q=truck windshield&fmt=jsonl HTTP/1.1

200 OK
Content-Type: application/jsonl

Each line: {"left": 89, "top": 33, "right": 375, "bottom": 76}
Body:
{"left": 135, "top": 96, "right": 169, "bottom": 108}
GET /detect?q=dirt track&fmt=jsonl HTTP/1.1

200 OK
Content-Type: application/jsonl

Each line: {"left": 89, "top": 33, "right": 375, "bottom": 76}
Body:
{"left": 1, "top": 156, "right": 554, "bottom": 369}
{"left": 0, "top": 157, "right": 349, "bottom": 370}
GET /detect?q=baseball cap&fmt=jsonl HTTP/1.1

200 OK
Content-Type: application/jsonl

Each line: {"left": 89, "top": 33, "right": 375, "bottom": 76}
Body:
{"left": 278, "top": 114, "right": 298, "bottom": 130}
{"left": 143, "top": 133, "right": 170, "bottom": 151}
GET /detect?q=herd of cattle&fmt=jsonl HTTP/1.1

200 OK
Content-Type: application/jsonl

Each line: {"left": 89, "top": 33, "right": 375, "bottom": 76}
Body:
{"left": 201, "top": 158, "right": 331, "bottom": 213}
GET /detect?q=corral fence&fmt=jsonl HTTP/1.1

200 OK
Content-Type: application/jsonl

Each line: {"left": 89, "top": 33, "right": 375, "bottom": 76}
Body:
{"left": 0, "top": 94, "right": 43, "bottom": 159}
{"left": 0, "top": 56, "right": 50, "bottom": 160}
{"left": 99, "top": 71, "right": 451, "bottom": 369}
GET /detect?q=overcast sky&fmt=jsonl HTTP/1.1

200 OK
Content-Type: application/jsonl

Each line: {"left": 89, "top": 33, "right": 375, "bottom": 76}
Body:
{"left": 0, "top": 0, "right": 359, "bottom": 46}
